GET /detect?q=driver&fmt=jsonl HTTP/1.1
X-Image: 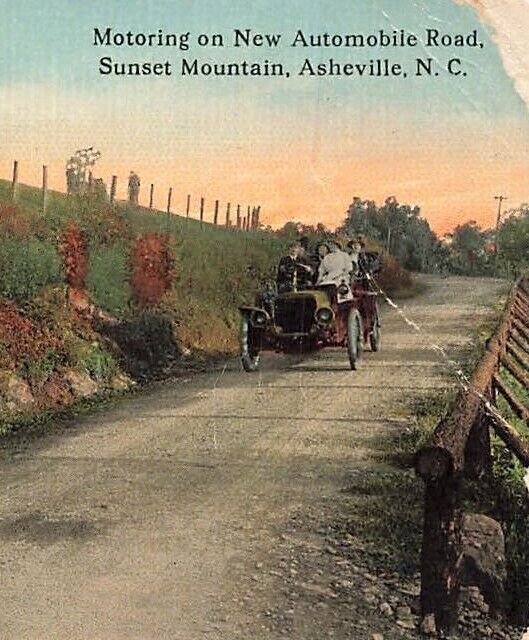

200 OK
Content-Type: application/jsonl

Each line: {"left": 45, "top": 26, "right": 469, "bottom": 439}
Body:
{"left": 277, "top": 242, "right": 300, "bottom": 293}
{"left": 316, "top": 240, "right": 354, "bottom": 286}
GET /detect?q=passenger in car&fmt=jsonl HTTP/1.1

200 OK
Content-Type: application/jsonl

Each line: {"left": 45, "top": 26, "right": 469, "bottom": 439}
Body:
{"left": 316, "top": 240, "right": 354, "bottom": 286}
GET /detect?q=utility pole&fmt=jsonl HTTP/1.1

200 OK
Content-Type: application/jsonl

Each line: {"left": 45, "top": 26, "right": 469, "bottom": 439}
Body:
{"left": 494, "top": 195, "right": 507, "bottom": 267}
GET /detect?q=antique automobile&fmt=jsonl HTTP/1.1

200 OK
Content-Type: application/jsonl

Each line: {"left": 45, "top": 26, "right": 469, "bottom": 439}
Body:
{"left": 239, "top": 259, "right": 381, "bottom": 372}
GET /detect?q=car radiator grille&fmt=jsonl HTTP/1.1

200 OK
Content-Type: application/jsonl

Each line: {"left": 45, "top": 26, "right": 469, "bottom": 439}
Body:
{"left": 275, "top": 298, "right": 316, "bottom": 334}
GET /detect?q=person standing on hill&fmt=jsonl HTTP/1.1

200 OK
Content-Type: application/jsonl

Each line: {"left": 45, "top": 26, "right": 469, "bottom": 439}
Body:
{"left": 128, "top": 171, "right": 141, "bottom": 205}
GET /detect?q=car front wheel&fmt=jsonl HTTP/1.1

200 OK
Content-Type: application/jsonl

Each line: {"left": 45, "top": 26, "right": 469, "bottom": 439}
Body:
{"left": 347, "top": 309, "right": 363, "bottom": 370}
{"left": 240, "top": 315, "right": 261, "bottom": 372}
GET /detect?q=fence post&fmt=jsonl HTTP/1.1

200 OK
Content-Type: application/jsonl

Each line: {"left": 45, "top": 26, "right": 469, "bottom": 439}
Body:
{"left": 420, "top": 475, "right": 462, "bottom": 634}
{"left": 88, "top": 171, "right": 93, "bottom": 193}
{"left": 186, "top": 194, "right": 191, "bottom": 221}
{"left": 464, "top": 408, "right": 493, "bottom": 479}
{"left": 11, "top": 160, "right": 18, "bottom": 202}
{"left": 167, "top": 187, "right": 172, "bottom": 214}
{"left": 247, "top": 205, "right": 251, "bottom": 231}
{"left": 213, "top": 199, "right": 219, "bottom": 225}
{"left": 236, "top": 204, "right": 241, "bottom": 229}
{"left": 225, "top": 202, "right": 231, "bottom": 227}
{"left": 149, "top": 183, "right": 154, "bottom": 209}
{"left": 255, "top": 205, "right": 261, "bottom": 229}
{"left": 41, "top": 165, "right": 48, "bottom": 213}
{"left": 110, "top": 175, "right": 117, "bottom": 203}
{"left": 200, "top": 197, "right": 204, "bottom": 226}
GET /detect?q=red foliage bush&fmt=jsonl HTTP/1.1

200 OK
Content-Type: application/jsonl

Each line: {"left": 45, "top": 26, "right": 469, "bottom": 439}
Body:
{"left": 130, "top": 233, "right": 175, "bottom": 307}
{"left": 377, "top": 252, "right": 412, "bottom": 293}
{"left": 58, "top": 223, "right": 90, "bottom": 289}
{"left": 0, "top": 204, "right": 31, "bottom": 237}
{"left": 0, "top": 300, "right": 61, "bottom": 366}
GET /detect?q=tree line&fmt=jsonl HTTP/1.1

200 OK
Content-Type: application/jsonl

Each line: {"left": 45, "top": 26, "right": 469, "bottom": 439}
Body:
{"left": 271, "top": 197, "right": 528, "bottom": 278}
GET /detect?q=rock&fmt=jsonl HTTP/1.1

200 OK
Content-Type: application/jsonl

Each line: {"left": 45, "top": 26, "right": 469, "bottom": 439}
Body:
{"left": 461, "top": 513, "right": 506, "bottom": 614}
{"left": 109, "top": 373, "right": 131, "bottom": 391}
{"left": 372, "top": 634, "right": 384, "bottom": 640}
{"left": 64, "top": 369, "right": 98, "bottom": 397}
{"left": 6, "top": 374, "right": 34, "bottom": 406}
{"left": 395, "top": 605, "right": 412, "bottom": 619}
{"left": 379, "top": 602, "right": 393, "bottom": 617}
{"left": 396, "top": 618, "right": 416, "bottom": 630}
{"left": 419, "top": 614, "right": 437, "bottom": 636}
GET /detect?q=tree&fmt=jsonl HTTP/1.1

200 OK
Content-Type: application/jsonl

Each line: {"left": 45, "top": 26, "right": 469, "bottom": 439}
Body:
{"left": 497, "top": 205, "right": 529, "bottom": 276}
{"left": 448, "top": 221, "right": 489, "bottom": 275}
{"left": 343, "top": 196, "right": 441, "bottom": 273}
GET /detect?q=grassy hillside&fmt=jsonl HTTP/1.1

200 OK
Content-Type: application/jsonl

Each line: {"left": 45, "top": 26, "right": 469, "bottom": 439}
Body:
{"left": 0, "top": 179, "right": 284, "bottom": 355}
{"left": 0, "top": 179, "right": 286, "bottom": 430}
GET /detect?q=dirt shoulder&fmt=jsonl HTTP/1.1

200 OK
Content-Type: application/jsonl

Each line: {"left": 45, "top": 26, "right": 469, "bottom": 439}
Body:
{"left": 0, "top": 275, "right": 511, "bottom": 639}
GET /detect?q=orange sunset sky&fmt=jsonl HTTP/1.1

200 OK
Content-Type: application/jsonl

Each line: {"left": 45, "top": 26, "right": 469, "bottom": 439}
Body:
{"left": 0, "top": 0, "right": 527, "bottom": 235}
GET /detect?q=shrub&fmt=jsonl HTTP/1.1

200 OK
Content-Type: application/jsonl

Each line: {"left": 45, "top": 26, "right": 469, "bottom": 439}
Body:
{"left": 87, "top": 243, "right": 130, "bottom": 316}
{"left": 130, "top": 233, "right": 175, "bottom": 307}
{"left": 82, "top": 344, "right": 119, "bottom": 381}
{"left": 0, "top": 299, "right": 62, "bottom": 367}
{"left": 377, "top": 252, "right": 413, "bottom": 295}
{"left": 58, "top": 223, "right": 89, "bottom": 288}
{"left": 0, "top": 238, "right": 63, "bottom": 302}
{"left": 0, "top": 203, "right": 31, "bottom": 237}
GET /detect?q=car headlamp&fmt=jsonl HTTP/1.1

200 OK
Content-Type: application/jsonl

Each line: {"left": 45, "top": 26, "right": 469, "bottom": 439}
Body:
{"left": 315, "top": 307, "right": 334, "bottom": 325}
{"left": 250, "top": 309, "right": 268, "bottom": 328}
{"left": 337, "top": 282, "right": 350, "bottom": 296}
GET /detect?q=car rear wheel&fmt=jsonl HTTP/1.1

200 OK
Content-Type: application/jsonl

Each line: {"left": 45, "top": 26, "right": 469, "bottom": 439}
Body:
{"left": 240, "top": 315, "right": 260, "bottom": 372}
{"left": 347, "top": 309, "right": 363, "bottom": 370}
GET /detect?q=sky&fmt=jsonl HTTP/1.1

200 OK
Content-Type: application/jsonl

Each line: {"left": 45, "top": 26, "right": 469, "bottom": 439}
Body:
{"left": 0, "top": 0, "right": 527, "bottom": 234}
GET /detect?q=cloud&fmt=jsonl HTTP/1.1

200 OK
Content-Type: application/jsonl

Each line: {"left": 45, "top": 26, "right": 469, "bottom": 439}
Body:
{"left": 456, "top": 0, "right": 529, "bottom": 111}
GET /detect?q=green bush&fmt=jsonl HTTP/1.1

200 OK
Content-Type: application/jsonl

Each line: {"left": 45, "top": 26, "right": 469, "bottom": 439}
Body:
{"left": 86, "top": 243, "right": 130, "bottom": 316}
{"left": 0, "top": 238, "right": 63, "bottom": 302}
{"left": 82, "top": 344, "right": 119, "bottom": 381}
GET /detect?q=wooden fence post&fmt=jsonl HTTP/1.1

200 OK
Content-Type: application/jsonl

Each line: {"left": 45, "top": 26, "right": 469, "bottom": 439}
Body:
{"left": 247, "top": 205, "right": 251, "bottom": 231}
{"left": 167, "top": 187, "right": 173, "bottom": 214}
{"left": 213, "top": 199, "right": 219, "bottom": 225}
{"left": 41, "top": 165, "right": 48, "bottom": 213}
{"left": 110, "top": 175, "right": 117, "bottom": 203}
{"left": 419, "top": 475, "right": 462, "bottom": 634}
{"left": 255, "top": 205, "right": 261, "bottom": 229}
{"left": 186, "top": 194, "right": 191, "bottom": 220}
{"left": 11, "top": 160, "right": 18, "bottom": 202}
{"left": 225, "top": 202, "right": 231, "bottom": 227}
{"left": 88, "top": 171, "right": 93, "bottom": 193}
{"left": 149, "top": 183, "right": 154, "bottom": 209}
{"left": 200, "top": 197, "right": 204, "bottom": 226}
{"left": 236, "top": 204, "right": 241, "bottom": 229}
{"left": 464, "top": 408, "right": 493, "bottom": 479}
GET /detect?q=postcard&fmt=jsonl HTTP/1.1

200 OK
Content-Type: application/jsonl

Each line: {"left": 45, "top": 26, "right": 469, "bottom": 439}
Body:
{"left": 0, "top": 2, "right": 527, "bottom": 639}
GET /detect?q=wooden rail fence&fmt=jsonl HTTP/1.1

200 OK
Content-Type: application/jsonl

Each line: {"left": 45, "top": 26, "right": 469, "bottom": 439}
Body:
{"left": 6, "top": 159, "right": 262, "bottom": 230}
{"left": 415, "top": 273, "right": 529, "bottom": 634}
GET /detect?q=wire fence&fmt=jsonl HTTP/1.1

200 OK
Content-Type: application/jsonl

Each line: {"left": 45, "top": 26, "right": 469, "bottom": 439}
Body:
{"left": 6, "top": 159, "right": 262, "bottom": 231}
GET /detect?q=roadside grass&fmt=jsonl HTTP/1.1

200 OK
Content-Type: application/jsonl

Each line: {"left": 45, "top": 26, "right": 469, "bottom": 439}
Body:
{"left": 477, "top": 369, "right": 529, "bottom": 626}
{"left": 345, "top": 297, "right": 518, "bottom": 589}
{"left": 339, "top": 468, "right": 424, "bottom": 576}
{"left": 375, "top": 292, "right": 529, "bottom": 626}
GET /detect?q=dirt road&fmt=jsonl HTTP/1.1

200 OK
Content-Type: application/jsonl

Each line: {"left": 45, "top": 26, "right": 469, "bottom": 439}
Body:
{"left": 0, "top": 276, "right": 508, "bottom": 639}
